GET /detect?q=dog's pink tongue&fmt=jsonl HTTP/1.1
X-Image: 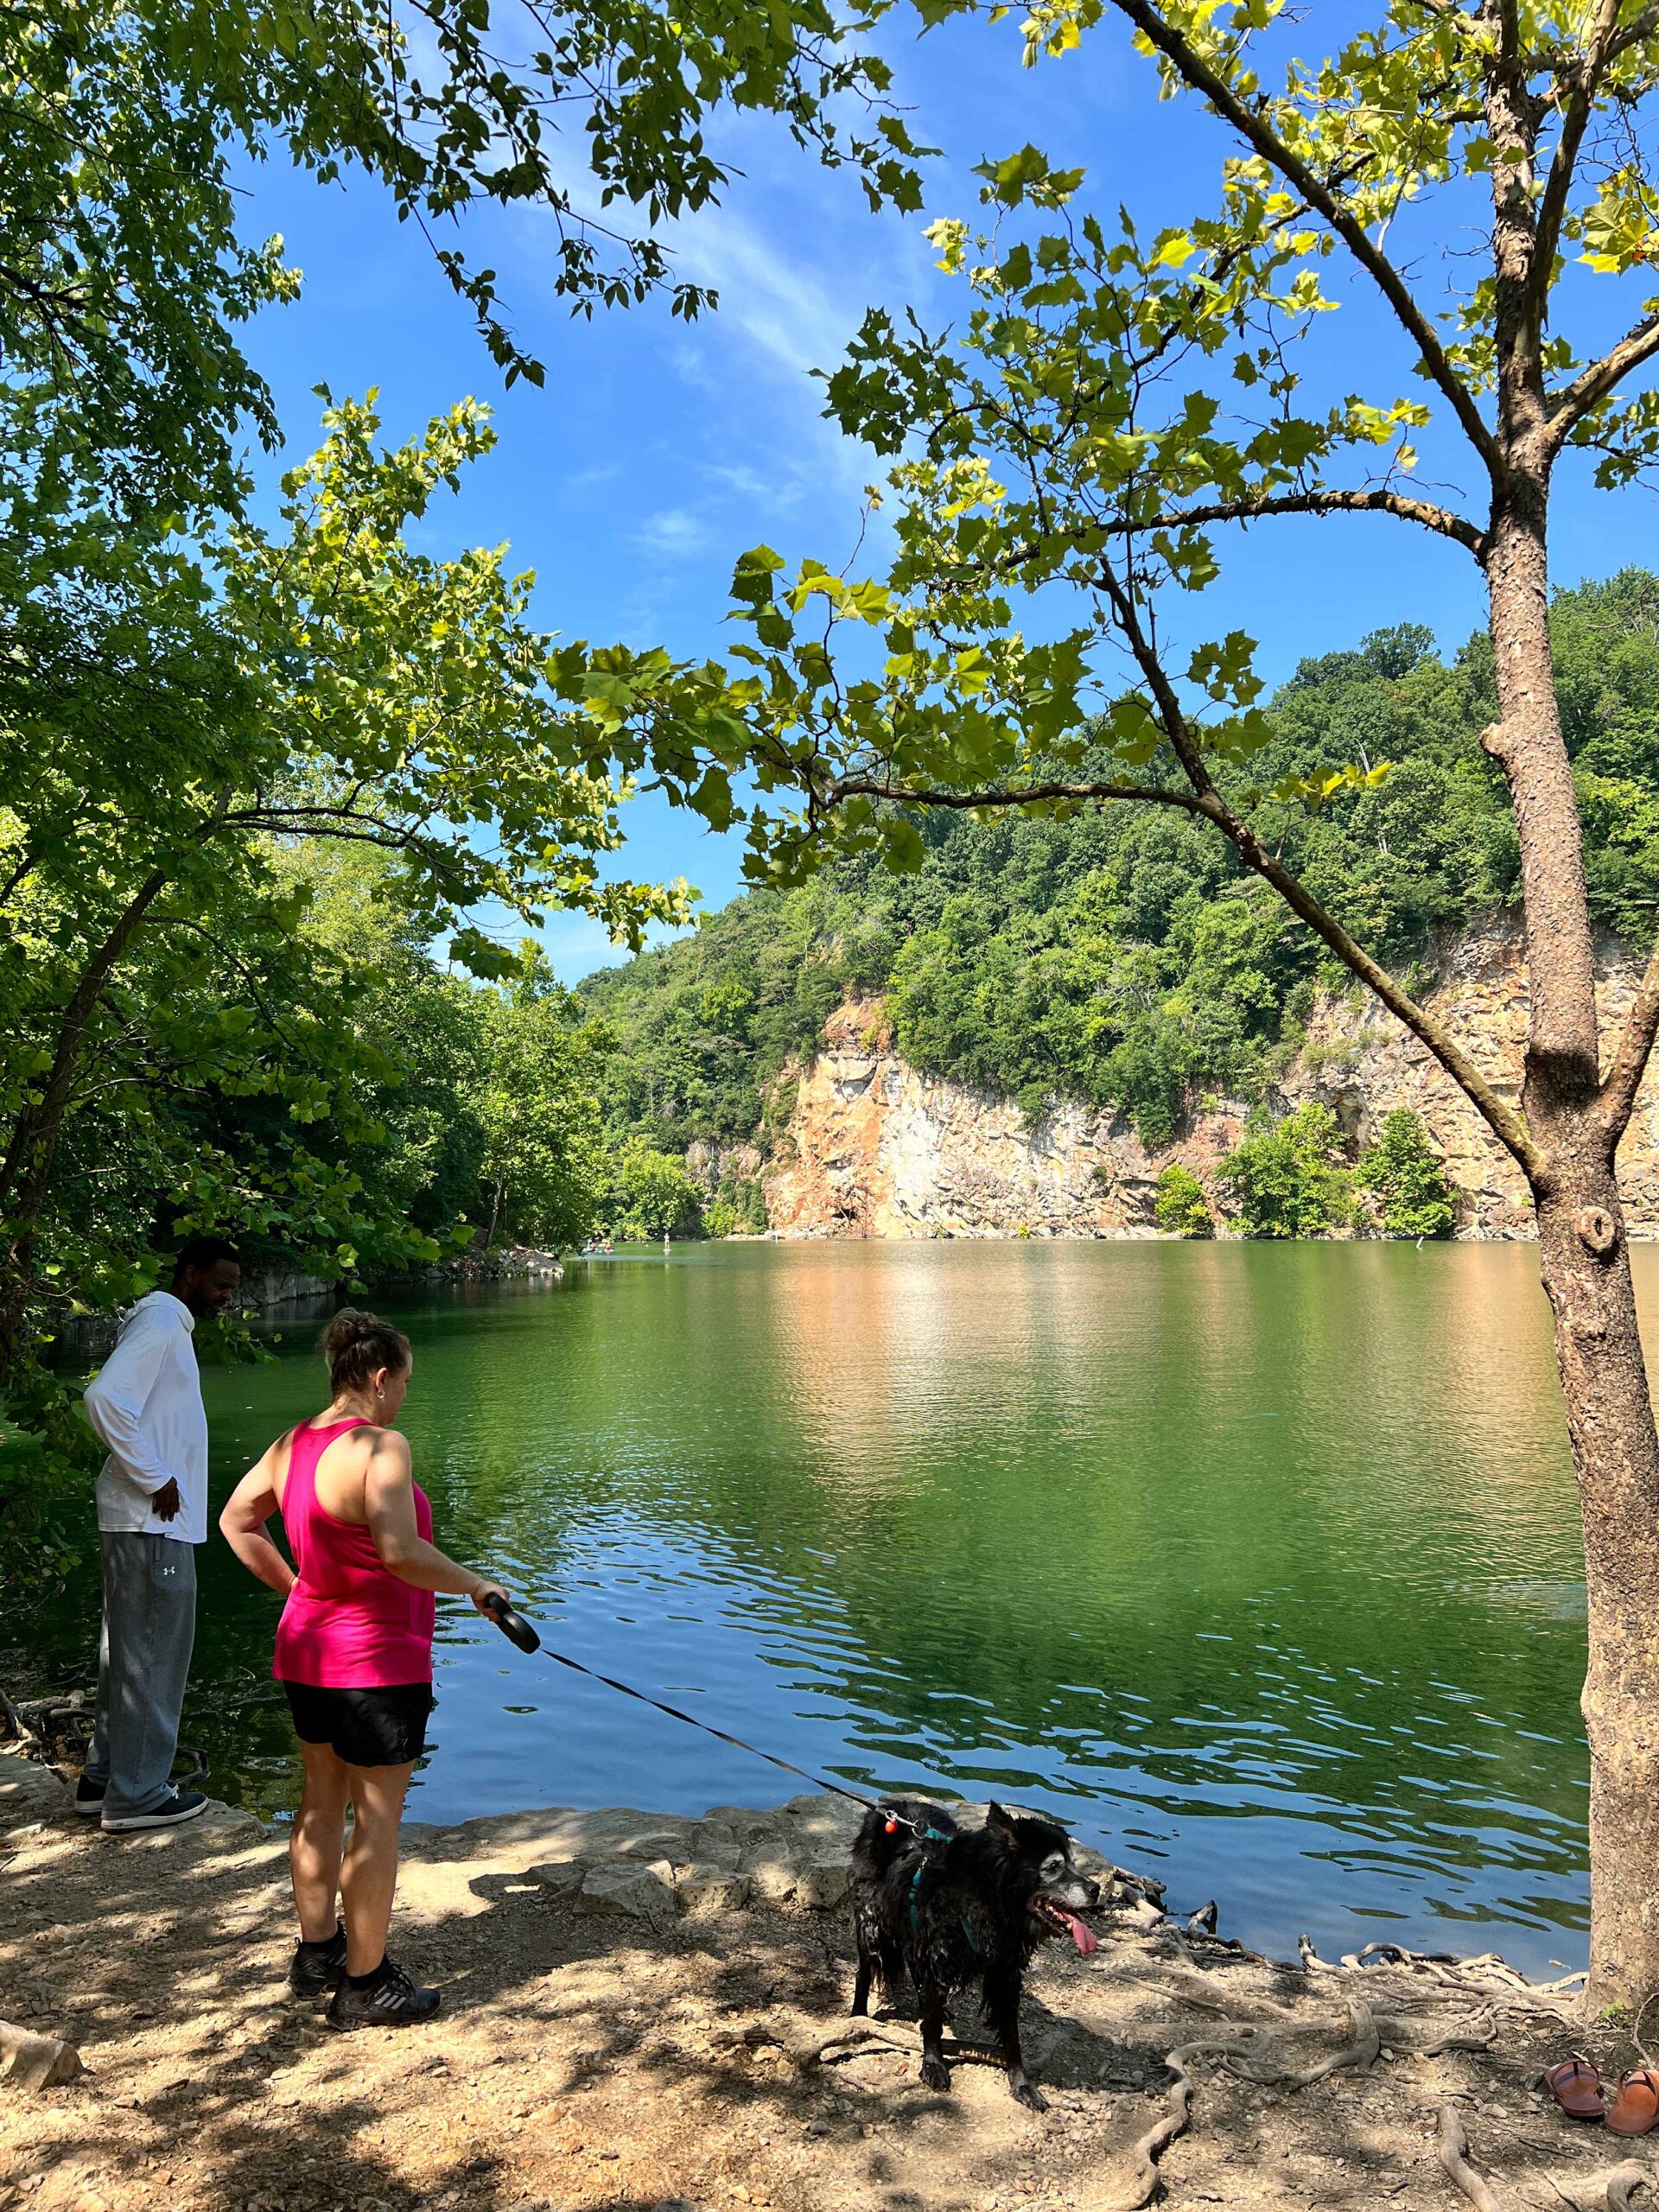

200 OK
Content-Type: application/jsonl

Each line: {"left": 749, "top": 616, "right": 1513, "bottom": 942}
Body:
{"left": 1061, "top": 1912, "right": 1098, "bottom": 1955}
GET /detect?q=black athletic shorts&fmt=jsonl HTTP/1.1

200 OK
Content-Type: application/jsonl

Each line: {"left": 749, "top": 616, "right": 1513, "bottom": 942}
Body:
{"left": 281, "top": 1680, "right": 435, "bottom": 1767}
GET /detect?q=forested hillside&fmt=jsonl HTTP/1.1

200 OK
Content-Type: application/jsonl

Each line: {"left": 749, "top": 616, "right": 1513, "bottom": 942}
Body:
{"left": 582, "top": 572, "right": 1659, "bottom": 1157}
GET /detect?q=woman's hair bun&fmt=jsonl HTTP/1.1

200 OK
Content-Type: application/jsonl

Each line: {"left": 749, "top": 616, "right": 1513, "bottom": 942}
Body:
{"left": 323, "top": 1308, "right": 382, "bottom": 1355}
{"left": 320, "top": 1308, "right": 412, "bottom": 1395}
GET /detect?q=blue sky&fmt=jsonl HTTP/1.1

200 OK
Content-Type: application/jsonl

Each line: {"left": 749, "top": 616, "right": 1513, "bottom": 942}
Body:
{"left": 235, "top": 12, "right": 1656, "bottom": 981}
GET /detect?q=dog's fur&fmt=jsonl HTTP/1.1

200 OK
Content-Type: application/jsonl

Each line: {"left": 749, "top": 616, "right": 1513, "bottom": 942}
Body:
{"left": 849, "top": 1797, "right": 1101, "bottom": 2109}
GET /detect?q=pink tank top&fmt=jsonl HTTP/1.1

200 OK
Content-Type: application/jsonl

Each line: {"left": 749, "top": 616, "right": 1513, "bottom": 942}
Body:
{"left": 272, "top": 1418, "right": 437, "bottom": 1688}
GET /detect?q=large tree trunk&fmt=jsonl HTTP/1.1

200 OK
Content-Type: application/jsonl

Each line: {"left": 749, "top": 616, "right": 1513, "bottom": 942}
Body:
{"left": 1538, "top": 1166, "right": 1659, "bottom": 2009}
{"left": 1488, "top": 493, "right": 1659, "bottom": 2008}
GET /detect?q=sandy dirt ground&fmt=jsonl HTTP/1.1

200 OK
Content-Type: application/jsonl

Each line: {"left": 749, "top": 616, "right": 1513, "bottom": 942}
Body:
{"left": 0, "top": 1751, "right": 1651, "bottom": 2212}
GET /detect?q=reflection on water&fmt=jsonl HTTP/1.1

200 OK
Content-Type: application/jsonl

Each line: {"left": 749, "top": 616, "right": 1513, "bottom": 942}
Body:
{"left": 46, "top": 1240, "right": 1642, "bottom": 1973}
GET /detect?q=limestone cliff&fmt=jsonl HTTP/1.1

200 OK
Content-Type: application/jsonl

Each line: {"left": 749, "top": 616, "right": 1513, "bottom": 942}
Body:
{"left": 760, "top": 923, "right": 1659, "bottom": 1240}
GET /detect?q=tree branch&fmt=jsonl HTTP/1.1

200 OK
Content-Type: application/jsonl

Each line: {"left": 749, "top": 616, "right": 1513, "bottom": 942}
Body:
{"left": 1531, "top": 0, "right": 1624, "bottom": 315}
{"left": 836, "top": 763, "right": 1546, "bottom": 1182}
{"left": 1087, "top": 555, "right": 1549, "bottom": 1180}
{"left": 1208, "top": 800, "right": 1547, "bottom": 1183}
{"left": 0, "top": 849, "right": 38, "bottom": 906}
{"left": 1104, "top": 0, "right": 1502, "bottom": 477}
{"left": 0, "top": 866, "right": 171, "bottom": 1223}
{"left": 1599, "top": 937, "right": 1659, "bottom": 1145}
{"left": 141, "top": 915, "right": 301, "bottom": 1052}
{"left": 1607, "top": 3, "right": 1659, "bottom": 63}
{"left": 950, "top": 492, "right": 1487, "bottom": 588}
{"left": 1549, "top": 312, "right": 1659, "bottom": 443}
{"left": 1142, "top": 489, "right": 1488, "bottom": 554}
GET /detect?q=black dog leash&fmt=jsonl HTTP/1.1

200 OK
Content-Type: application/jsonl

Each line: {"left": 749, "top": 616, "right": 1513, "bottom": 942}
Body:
{"left": 479, "top": 1593, "right": 926, "bottom": 1837}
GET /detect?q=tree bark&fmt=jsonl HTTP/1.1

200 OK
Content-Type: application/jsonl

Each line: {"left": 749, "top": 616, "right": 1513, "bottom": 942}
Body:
{"left": 1487, "top": 492, "right": 1659, "bottom": 2008}
{"left": 1483, "top": 504, "right": 1602, "bottom": 1086}
{"left": 1536, "top": 1164, "right": 1659, "bottom": 2009}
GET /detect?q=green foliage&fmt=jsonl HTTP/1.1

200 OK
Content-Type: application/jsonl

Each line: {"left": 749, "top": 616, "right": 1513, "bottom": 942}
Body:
{"left": 0, "top": 0, "right": 926, "bottom": 551}
{"left": 702, "top": 1173, "right": 770, "bottom": 1237}
{"left": 1154, "top": 1164, "right": 1213, "bottom": 1238}
{"left": 0, "top": 1422, "right": 86, "bottom": 1592}
{"left": 583, "top": 582, "right": 1659, "bottom": 1157}
{"left": 598, "top": 1140, "right": 703, "bottom": 1241}
{"left": 1217, "top": 1104, "right": 1354, "bottom": 1242}
{"left": 472, "top": 960, "right": 608, "bottom": 1252}
{"left": 581, "top": 877, "right": 887, "bottom": 1147}
{"left": 277, "top": 848, "right": 610, "bottom": 1253}
{"left": 0, "top": 398, "right": 680, "bottom": 1611}
{"left": 1357, "top": 1109, "right": 1458, "bottom": 1241}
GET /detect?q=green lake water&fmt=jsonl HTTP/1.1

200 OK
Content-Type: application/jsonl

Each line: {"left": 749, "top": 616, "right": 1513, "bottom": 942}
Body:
{"left": 52, "top": 1240, "right": 1648, "bottom": 1973}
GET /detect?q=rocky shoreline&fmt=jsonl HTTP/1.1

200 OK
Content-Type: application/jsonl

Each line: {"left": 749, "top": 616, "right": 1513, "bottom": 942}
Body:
{"left": 2, "top": 1750, "right": 1652, "bottom": 2212}
{"left": 51, "top": 1246, "right": 566, "bottom": 1363}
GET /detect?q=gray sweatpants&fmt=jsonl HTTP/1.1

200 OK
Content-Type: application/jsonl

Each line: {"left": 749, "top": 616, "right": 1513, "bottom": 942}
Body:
{"left": 84, "top": 1533, "right": 198, "bottom": 1817}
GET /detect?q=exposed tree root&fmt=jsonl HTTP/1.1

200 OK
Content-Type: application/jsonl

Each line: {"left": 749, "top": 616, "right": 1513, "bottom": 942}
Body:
{"left": 1438, "top": 2104, "right": 1505, "bottom": 2212}
{"left": 811, "top": 2021, "right": 999, "bottom": 2070}
{"left": 1091, "top": 2038, "right": 1247, "bottom": 2212}
{"left": 1543, "top": 2162, "right": 1655, "bottom": 2211}
{"left": 1345, "top": 1939, "right": 1461, "bottom": 1972}
{"left": 1300, "top": 1933, "right": 1582, "bottom": 2016}
{"left": 1224, "top": 1996, "right": 1379, "bottom": 2088}
{"left": 1110, "top": 1961, "right": 1305, "bottom": 2023}
{"left": 1378, "top": 2007, "right": 1497, "bottom": 2058}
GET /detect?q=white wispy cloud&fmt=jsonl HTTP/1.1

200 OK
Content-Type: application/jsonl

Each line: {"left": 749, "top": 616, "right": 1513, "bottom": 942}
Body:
{"left": 668, "top": 204, "right": 861, "bottom": 385}
{"left": 636, "top": 506, "right": 715, "bottom": 558}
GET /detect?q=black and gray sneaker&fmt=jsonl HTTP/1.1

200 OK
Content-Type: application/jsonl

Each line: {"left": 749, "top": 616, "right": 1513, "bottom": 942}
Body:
{"left": 326, "top": 1957, "right": 440, "bottom": 2030}
{"left": 289, "top": 1923, "right": 349, "bottom": 1999}
{"left": 100, "top": 1786, "right": 209, "bottom": 1834}
{"left": 73, "top": 1777, "right": 106, "bottom": 1818}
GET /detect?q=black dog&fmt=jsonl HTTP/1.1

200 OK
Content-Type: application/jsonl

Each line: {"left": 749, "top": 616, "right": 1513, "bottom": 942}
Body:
{"left": 849, "top": 1797, "right": 1101, "bottom": 2110}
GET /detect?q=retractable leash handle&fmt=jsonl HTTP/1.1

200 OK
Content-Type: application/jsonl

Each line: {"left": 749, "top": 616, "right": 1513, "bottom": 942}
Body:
{"left": 480, "top": 1591, "right": 541, "bottom": 1654}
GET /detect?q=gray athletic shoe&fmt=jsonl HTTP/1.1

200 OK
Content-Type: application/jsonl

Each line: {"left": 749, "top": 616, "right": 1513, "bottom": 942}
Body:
{"left": 100, "top": 1786, "right": 208, "bottom": 1834}
{"left": 326, "top": 1958, "right": 440, "bottom": 2029}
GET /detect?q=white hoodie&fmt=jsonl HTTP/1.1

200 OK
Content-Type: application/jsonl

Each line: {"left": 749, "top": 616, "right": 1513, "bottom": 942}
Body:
{"left": 83, "top": 1291, "right": 209, "bottom": 1544}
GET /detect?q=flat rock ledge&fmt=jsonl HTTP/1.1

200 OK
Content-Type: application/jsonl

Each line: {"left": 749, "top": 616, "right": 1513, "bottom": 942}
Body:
{"left": 400, "top": 1792, "right": 963, "bottom": 1929}
{"left": 3, "top": 1750, "right": 1649, "bottom": 2212}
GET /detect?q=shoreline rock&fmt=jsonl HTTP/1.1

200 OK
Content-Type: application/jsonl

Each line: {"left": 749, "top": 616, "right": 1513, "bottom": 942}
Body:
{"left": 50, "top": 1243, "right": 567, "bottom": 1363}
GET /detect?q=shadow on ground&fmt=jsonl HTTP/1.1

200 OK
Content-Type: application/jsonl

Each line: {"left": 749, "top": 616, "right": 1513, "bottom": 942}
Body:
{"left": 0, "top": 1772, "right": 1649, "bottom": 2212}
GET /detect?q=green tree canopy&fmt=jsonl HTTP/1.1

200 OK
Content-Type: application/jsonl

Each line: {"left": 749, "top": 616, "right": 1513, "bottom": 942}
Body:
{"left": 1218, "top": 1103, "right": 1353, "bottom": 1241}
{"left": 1154, "top": 1161, "right": 1212, "bottom": 1237}
{"left": 472, "top": 958, "right": 609, "bottom": 1251}
{"left": 1357, "top": 1108, "right": 1458, "bottom": 1241}
{"left": 0, "top": 0, "right": 927, "bottom": 543}
{"left": 0, "top": 392, "right": 684, "bottom": 1384}
{"left": 600, "top": 1138, "right": 703, "bottom": 1240}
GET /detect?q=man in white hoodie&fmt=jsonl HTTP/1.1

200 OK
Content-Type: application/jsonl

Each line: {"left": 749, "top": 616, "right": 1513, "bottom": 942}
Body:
{"left": 79, "top": 1235, "right": 242, "bottom": 1831}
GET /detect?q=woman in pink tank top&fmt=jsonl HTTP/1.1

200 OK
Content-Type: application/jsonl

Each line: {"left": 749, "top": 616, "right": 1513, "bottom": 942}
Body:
{"left": 220, "top": 1310, "right": 509, "bottom": 2029}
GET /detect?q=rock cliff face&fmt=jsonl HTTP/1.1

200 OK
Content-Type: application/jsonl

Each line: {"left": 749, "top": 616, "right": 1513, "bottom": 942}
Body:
{"left": 760, "top": 923, "right": 1659, "bottom": 1240}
